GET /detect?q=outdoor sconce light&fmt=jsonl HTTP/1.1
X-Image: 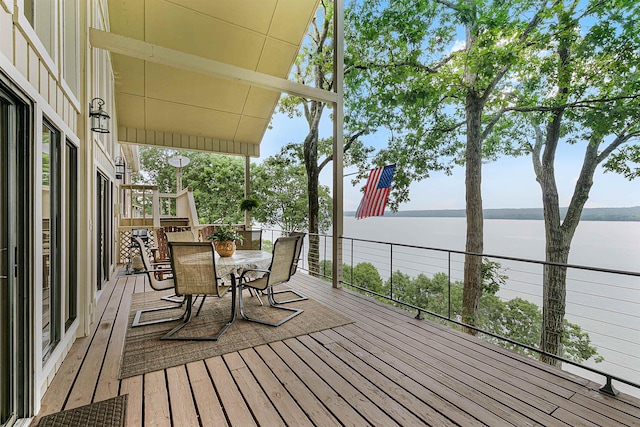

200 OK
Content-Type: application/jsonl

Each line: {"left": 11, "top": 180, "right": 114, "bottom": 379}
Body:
{"left": 89, "top": 97, "right": 110, "bottom": 133}
{"left": 115, "top": 156, "right": 125, "bottom": 180}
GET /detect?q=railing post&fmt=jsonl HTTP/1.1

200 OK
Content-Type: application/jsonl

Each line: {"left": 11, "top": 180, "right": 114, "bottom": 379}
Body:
{"left": 600, "top": 376, "right": 619, "bottom": 396}
{"left": 350, "top": 238, "right": 354, "bottom": 284}
{"left": 390, "top": 243, "right": 393, "bottom": 300}
{"left": 448, "top": 251, "right": 451, "bottom": 320}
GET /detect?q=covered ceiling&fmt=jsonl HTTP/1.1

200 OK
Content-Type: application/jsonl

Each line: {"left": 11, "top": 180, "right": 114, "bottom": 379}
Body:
{"left": 103, "top": 0, "right": 322, "bottom": 157}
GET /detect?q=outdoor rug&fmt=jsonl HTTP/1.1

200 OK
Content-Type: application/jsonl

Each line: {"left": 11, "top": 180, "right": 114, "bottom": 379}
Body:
{"left": 36, "top": 395, "right": 127, "bottom": 427}
{"left": 119, "top": 289, "right": 353, "bottom": 379}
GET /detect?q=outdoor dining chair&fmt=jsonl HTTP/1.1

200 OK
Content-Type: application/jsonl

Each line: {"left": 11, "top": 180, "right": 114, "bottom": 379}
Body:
{"left": 131, "top": 237, "right": 187, "bottom": 327}
{"left": 238, "top": 235, "right": 303, "bottom": 327}
{"left": 162, "top": 242, "right": 236, "bottom": 341}
{"left": 236, "top": 229, "right": 263, "bottom": 250}
{"left": 165, "top": 230, "right": 197, "bottom": 242}
{"left": 270, "top": 231, "right": 308, "bottom": 304}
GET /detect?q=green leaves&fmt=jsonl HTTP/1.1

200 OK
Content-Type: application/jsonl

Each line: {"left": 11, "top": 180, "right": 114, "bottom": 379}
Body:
{"left": 135, "top": 148, "right": 246, "bottom": 224}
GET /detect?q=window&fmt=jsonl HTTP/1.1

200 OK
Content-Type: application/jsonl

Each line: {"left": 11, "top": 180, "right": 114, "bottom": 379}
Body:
{"left": 42, "top": 121, "right": 61, "bottom": 362}
{"left": 63, "top": 0, "right": 80, "bottom": 97}
{"left": 64, "top": 141, "right": 77, "bottom": 329}
{"left": 24, "top": 0, "right": 56, "bottom": 59}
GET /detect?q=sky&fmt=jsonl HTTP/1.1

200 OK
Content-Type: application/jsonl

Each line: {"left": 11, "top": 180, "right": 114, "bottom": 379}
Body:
{"left": 260, "top": 111, "right": 640, "bottom": 212}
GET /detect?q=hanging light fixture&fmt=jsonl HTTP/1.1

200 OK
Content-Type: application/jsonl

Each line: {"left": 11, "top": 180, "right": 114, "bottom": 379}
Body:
{"left": 114, "top": 156, "right": 125, "bottom": 179}
{"left": 89, "top": 97, "right": 110, "bottom": 133}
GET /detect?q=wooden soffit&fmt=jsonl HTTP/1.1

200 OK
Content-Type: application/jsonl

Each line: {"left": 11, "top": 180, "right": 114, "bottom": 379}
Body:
{"left": 98, "top": 0, "right": 326, "bottom": 157}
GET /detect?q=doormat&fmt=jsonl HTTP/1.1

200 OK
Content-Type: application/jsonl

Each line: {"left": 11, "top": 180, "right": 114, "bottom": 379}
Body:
{"left": 36, "top": 395, "right": 127, "bottom": 427}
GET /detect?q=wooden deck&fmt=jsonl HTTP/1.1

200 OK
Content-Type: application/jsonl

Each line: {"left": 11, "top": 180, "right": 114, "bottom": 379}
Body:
{"left": 36, "top": 269, "right": 640, "bottom": 426}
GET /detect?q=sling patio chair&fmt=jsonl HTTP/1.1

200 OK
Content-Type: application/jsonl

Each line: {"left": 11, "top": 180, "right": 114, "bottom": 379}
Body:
{"left": 162, "top": 242, "right": 236, "bottom": 341}
{"left": 150, "top": 226, "right": 192, "bottom": 279}
{"left": 269, "top": 231, "right": 308, "bottom": 304}
{"left": 131, "top": 236, "right": 187, "bottom": 327}
{"left": 236, "top": 229, "right": 263, "bottom": 250}
{"left": 165, "top": 230, "right": 197, "bottom": 243}
{"left": 238, "top": 235, "right": 303, "bottom": 327}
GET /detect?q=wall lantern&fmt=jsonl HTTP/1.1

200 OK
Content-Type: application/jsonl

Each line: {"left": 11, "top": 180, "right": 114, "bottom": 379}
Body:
{"left": 89, "top": 97, "right": 110, "bottom": 133}
{"left": 115, "top": 156, "right": 125, "bottom": 180}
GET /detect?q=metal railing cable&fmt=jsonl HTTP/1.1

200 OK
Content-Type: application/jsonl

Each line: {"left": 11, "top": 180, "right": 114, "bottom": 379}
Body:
{"left": 261, "top": 228, "right": 640, "bottom": 397}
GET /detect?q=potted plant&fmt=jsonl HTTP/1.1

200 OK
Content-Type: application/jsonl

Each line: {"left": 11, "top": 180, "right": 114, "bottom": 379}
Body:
{"left": 207, "top": 224, "right": 244, "bottom": 257}
{"left": 239, "top": 197, "right": 260, "bottom": 212}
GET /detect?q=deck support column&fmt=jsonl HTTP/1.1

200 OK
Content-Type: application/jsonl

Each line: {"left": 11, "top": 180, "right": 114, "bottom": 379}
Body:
{"left": 331, "top": 0, "right": 344, "bottom": 289}
{"left": 244, "top": 156, "right": 250, "bottom": 230}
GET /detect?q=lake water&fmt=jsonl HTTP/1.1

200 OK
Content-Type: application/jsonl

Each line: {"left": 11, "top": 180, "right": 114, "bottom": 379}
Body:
{"left": 341, "top": 216, "right": 640, "bottom": 397}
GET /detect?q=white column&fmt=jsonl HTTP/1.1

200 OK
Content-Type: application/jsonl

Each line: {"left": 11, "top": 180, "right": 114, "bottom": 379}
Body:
{"left": 332, "top": 0, "right": 344, "bottom": 289}
{"left": 244, "top": 155, "right": 250, "bottom": 229}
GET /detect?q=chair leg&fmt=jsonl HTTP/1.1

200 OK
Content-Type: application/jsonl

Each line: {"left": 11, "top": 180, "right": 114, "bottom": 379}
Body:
{"left": 132, "top": 302, "right": 187, "bottom": 327}
{"left": 269, "top": 286, "right": 308, "bottom": 304}
{"left": 238, "top": 285, "right": 303, "bottom": 327}
{"left": 161, "top": 293, "right": 184, "bottom": 304}
{"left": 162, "top": 286, "right": 237, "bottom": 341}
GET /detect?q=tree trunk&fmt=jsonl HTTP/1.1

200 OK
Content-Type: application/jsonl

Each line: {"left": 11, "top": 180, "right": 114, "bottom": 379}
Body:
{"left": 303, "top": 104, "right": 322, "bottom": 276}
{"left": 462, "top": 95, "right": 484, "bottom": 333}
{"left": 540, "top": 209, "right": 569, "bottom": 366}
{"left": 538, "top": 137, "right": 600, "bottom": 366}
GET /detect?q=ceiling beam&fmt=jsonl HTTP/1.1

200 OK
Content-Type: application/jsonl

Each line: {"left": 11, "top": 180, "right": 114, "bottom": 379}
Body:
{"left": 89, "top": 28, "right": 337, "bottom": 104}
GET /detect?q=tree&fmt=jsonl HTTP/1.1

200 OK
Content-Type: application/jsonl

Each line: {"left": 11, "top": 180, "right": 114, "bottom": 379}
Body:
{"left": 345, "top": 0, "right": 551, "bottom": 332}
{"left": 499, "top": 1, "right": 640, "bottom": 365}
{"left": 135, "top": 148, "right": 245, "bottom": 224}
{"left": 251, "top": 156, "right": 332, "bottom": 232}
{"left": 279, "top": 0, "right": 372, "bottom": 275}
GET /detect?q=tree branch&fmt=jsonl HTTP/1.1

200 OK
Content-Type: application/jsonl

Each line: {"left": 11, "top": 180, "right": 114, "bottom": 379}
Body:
{"left": 531, "top": 124, "right": 544, "bottom": 182}
{"left": 506, "top": 94, "right": 640, "bottom": 113}
{"left": 481, "top": 107, "right": 508, "bottom": 141}
{"left": 434, "top": 0, "right": 462, "bottom": 12}
{"left": 480, "top": 0, "right": 553, "bottom": 103}
{"left": 318, "top": 129, "right": 367, "bottom": 172}
{"left": 596, "top": 128, "right": 640, "bottom": 164}
{"left": 350, "top": 61, "right": 439, "bottom": 74}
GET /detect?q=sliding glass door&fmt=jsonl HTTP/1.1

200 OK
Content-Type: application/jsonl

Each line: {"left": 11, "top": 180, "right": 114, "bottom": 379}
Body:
{"left": 1, "top": 77, "right": 30, "bottom": 426}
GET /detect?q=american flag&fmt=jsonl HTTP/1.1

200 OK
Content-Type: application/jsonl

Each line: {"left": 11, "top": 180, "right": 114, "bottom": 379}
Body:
{"left": 355, "top": 164, "right": 395, "bottom": 219}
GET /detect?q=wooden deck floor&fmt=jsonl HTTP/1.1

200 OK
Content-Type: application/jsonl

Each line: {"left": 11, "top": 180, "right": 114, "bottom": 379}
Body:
{"left": 36, "top": 269, "right": 640, "bottom": 426}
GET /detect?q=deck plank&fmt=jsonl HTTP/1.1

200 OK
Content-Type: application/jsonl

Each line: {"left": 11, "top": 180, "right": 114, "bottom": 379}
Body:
{"left": 283, "top": 337, "right": 401, "bottom": 426}
{"left": 144, "top": 370, "right": 171, "bottom": 427}
{"left": 316, "top": 328, "right": 461, "bottom": 427}
{"left": 36, "top": 276, "right": 120, "bottom": 417}
{"left": 297, "top": 334, "right": 428, "bottom": 426}
{"left": 253, "top": 344, "right": 342, "bottom": 427}
{"left": 185, "top": 361, "right": 228, "bottom": 427}
{"left": 223, "top": 352, "right": 286, "bottom": 426}
{"left": 238, "top": 348, "right": 314, "bottom": 426}
{"left": 268, "top": 340, "right": 371, "bottom": 426}
{"left": 36, "top": 270, "right": 640, "bottom": 427}
{"left": 204, "top": 356, "right": 257, "bottom": 426}
{"left": 166, "top": 365, "right": 199, "bottom": 427}
{"left": 120, "top": 375, "right": 143, "bottom": 427}
{"left": 94, "top": 277, "right": 133, "bottom": 402}
{"left": 64, "top": 277, "right": 128, "bottom": 410}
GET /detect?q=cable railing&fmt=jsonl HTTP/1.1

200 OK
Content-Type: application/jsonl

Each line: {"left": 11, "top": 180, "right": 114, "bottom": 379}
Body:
{"left": 260, "top": 228, "right": 640, "bottom": 397}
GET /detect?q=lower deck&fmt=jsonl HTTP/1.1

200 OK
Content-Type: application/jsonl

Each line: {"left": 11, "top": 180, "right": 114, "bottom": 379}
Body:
{"left": 35, "top": 268, "right": 640, "bottom": 426}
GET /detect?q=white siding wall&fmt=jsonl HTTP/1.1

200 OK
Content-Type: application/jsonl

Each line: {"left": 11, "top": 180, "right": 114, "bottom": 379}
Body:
{"left": 0, "top": 0, "right": 120, "bottom": 414}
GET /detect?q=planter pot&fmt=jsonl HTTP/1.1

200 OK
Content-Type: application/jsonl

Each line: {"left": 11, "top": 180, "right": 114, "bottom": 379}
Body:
{"left": 214, "top": 240, "right": 236, "bottom": 257}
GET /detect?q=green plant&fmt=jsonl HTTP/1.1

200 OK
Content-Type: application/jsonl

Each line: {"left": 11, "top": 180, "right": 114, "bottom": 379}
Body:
{"left": 206, "top": 224, "right": 243, "bottom": 242}
{"left": 239, "top": 197, "right": 260, "bottom": 212}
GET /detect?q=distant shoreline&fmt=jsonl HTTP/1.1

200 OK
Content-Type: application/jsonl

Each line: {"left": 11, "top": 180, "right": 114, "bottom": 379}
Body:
{"left": 345, "top": 206, "right": 640, "bottom": 221}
